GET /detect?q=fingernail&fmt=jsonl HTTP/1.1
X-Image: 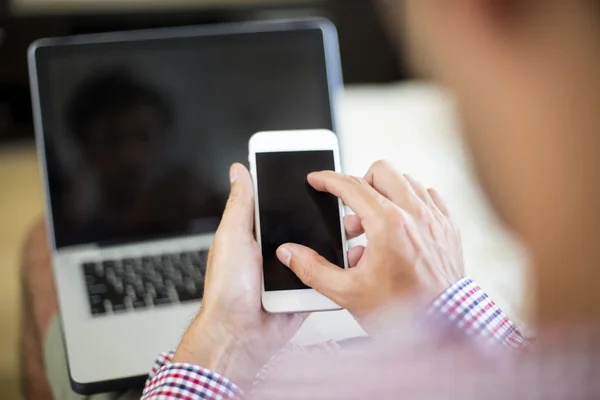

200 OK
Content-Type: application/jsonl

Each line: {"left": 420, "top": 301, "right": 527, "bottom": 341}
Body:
{"left": 276, "top": 247, "right": 292, "bottom": 267}
{"left": 230, "top": 164, "right": 238, "bottom": 183}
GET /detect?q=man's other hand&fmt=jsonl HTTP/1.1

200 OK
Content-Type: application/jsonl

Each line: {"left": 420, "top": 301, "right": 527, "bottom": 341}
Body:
{"left": 277, "top": 160, "right": 465, "bottom": 327}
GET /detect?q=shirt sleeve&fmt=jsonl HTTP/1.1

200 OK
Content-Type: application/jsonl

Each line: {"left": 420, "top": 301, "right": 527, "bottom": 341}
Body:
{"left": 141, "top": 351, "right": 242, "bottom": 400}
{"left": 428, "top": 277, "right": 528, "bottom": 349}
{"left": 142, "top": 277, "right": 527, "bottom": 399}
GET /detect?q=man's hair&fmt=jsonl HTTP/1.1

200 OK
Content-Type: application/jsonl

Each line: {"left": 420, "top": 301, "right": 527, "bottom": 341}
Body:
{"left": 66, "top": 70, "right": 172, "bottom": 144}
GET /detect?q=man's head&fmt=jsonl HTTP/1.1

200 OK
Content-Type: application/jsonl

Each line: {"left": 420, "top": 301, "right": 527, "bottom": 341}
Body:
{"left": 382, "top": 0, "right": 600, "bottom": 321}
{"left": 67, "top": 70, "right": 172, "bottom": 200}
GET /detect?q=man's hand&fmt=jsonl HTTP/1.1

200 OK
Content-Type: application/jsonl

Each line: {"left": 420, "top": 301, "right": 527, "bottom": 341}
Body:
{"left": 173, "top": 164, "right": 306, "bottom": 389}
{"left": 276, "top": 160, "right": 465, "bottom": 325}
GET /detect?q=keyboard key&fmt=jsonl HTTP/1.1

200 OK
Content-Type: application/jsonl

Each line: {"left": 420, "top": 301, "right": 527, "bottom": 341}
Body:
{"left": 114, "top": 281, "right": 124, "bottom": 295}
{"left": 144, "top": 294, "right": 155, "bottom": 306}
{"left": 89, "top": 284, "right": 107, "bottom": 295}
{"left": 105, "top": 267, "right": 116, "bottom": 283}
{"left": 91, "top": 304, "right": 106, "bottom": 315}
{"left": 161, "top": 255, "right": 171, "bottom": 265}
{"left": 181, "top": 264, "right": 194, "bottom": 278}
{"left": 174, "top": 280, "right": 191, "bottom": 302}
{"left": 172, "top": 270, "right": 183, "bottom": 282}
{"left": 108, "top": 288, "right": 125, "bottom": 309}
{"left": 177, "top": 290, "right": 195, "bottom": 302}
{"left": 135, "top": 260, "right": 145, "bottom": 270}
{"left": 90, "top": 295, "right": 102, "bottom": 304}
{"left": 154, "top": 297, "right": 172, "bottom": 306}
{"left": 193, "top": 276, "right": 205, "bottom": 289}
{"left": 172, "top": 261, "right": 184, "bottom": 273}
{"left": 95, "top": 263, "right": 105, "bottom": 277}
{"left": 180, "top": 253, "right": 192, "bottom": 264}
{"left": 83, "top": 263, "right": 96, "bottom": 276}
{"left": 162, "top": 267, "right": 176, "bottom": 280}
{"left": 141, "top": 260, "right": 153, "bottom": 271}
{"left": 135, "top": 282, "right": 145, "bottom": 298}
{"left": 145, "top": 282, "right": 156, "bottom": 294}
{"left": 109, "top": 301, "right": 125, "bottom": 313}
{"left": 123, "top": 274, "right": 135, "bottom": 286}
{"left": 85, "top": 275, "right": 96, "bottom": 286}
{"left": 183, "top": 279, "right": 201, "bottom": 301}
{"left": 133, "top": 300, "right": 147, "bottom": 309}
{"left": 125, "top": 285, "right": 136, "bottom": 298}
{"left": 113, "top": 304, "right": 127, "bottom": 313}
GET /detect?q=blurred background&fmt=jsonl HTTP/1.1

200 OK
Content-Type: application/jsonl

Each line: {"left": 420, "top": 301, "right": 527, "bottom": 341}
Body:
{"left": 0, "top": 0, "right": 527, "bottom": 398}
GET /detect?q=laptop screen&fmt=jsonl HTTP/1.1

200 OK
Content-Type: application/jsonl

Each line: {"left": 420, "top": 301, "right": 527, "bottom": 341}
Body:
{"left": 32, "top": 24, "right": 338, "bottom": 249}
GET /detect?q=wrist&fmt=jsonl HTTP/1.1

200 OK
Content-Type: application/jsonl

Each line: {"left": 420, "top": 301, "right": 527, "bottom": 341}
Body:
{"left": 173, "top": 311, "right": 260, "bottom": 389}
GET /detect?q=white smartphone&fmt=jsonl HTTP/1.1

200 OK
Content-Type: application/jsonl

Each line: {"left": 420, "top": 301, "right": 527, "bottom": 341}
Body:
{"left": 249, "top": 129, "right": 349, "bottom": 313}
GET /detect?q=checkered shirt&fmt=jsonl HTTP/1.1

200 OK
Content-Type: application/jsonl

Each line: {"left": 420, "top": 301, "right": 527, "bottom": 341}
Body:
{"left": 141, "top": 278, "right": 528, "bottom": 399}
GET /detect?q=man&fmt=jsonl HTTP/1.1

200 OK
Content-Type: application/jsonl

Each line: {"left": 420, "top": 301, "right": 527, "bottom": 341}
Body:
{"left": 23, "top": 0, "right": 598, "bottom": 398}
{"left": 140, "top": 0, "right": 600, "bottom": 398}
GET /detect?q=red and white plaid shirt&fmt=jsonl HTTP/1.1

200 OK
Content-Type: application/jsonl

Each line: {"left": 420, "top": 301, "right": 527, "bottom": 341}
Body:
{"left": 142, "top": 278, "right": 555, "bottom": 399}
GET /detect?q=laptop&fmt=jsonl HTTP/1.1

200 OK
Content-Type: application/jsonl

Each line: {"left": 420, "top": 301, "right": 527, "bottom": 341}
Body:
{"left": 28, "top": 19, "right": 342, "bottom": 394}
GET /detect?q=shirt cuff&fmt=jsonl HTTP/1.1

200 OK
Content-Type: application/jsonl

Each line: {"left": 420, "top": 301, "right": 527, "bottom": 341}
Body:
{"left": 429, "top": 277, "right": 527, "bottom": 348}
{"left": 142, "top": 351, "right": 241, "bottom": 400}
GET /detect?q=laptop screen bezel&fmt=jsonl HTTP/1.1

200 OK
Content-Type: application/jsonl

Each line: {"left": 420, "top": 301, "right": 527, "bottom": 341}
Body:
{"left": 28, "top": 19, "right": 343, "bottom": 251}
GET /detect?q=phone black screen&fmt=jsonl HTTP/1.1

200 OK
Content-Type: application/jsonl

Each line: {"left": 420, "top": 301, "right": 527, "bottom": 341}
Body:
{"left": 256, "top": 150, "right": 345, "bottom": 292}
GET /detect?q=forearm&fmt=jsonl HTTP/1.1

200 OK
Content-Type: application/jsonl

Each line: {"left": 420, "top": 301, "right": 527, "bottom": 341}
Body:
{"left": 171, "top": 311, "right": 260, "bottom": 390}
{"left": 142, "top": 312, "right": 248, "bottom": 400}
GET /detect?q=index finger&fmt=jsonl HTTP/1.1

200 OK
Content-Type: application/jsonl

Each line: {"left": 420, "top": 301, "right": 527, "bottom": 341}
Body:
{"left": 307, "top": 171, "right": 389, "bottom": 222}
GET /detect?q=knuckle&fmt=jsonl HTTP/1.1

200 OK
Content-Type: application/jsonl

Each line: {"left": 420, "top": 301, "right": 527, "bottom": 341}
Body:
{"left": 414, "top": 205, "right": 433, "bottom": 223}
{"left": 382, "top": 206, "right": 405, "bottom": 228}
{"left": 372, "top": 159, "right": 393, "bottom": 171}
{"left": 346, "top": 175, "right": 367, "bottom": 187}
{"left": 371, "top": 217, "right": 391, "bottom": 238}
{"left": 338, "top": 176, "right": 366, "bottom": 200}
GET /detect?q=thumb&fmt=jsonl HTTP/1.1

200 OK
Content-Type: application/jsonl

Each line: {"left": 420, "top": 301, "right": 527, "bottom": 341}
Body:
{"left": 220, "top": 163, "right": 254, "bottom": 233}
{"left": 276, "top": 243, "right": 348, "bottom": 306}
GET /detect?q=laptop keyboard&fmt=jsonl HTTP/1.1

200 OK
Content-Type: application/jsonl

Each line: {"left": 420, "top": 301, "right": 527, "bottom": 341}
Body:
{"left": 82, "top": 250, "right": 208, "bottom": 316}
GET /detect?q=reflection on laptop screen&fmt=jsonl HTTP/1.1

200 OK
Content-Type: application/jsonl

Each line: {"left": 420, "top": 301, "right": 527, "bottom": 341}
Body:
{"left": 34, "top": 28, "right": 334, "bottom": 248}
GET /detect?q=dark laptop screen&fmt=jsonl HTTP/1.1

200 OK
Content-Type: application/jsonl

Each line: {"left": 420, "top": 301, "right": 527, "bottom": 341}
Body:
{"left": 33, "top": 25, "right": 337, "bottom": 249}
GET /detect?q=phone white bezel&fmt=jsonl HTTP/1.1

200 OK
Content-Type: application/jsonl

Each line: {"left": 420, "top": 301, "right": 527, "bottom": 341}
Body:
{"left": 249, "top": 129, "right": 348, "bottom": 313}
